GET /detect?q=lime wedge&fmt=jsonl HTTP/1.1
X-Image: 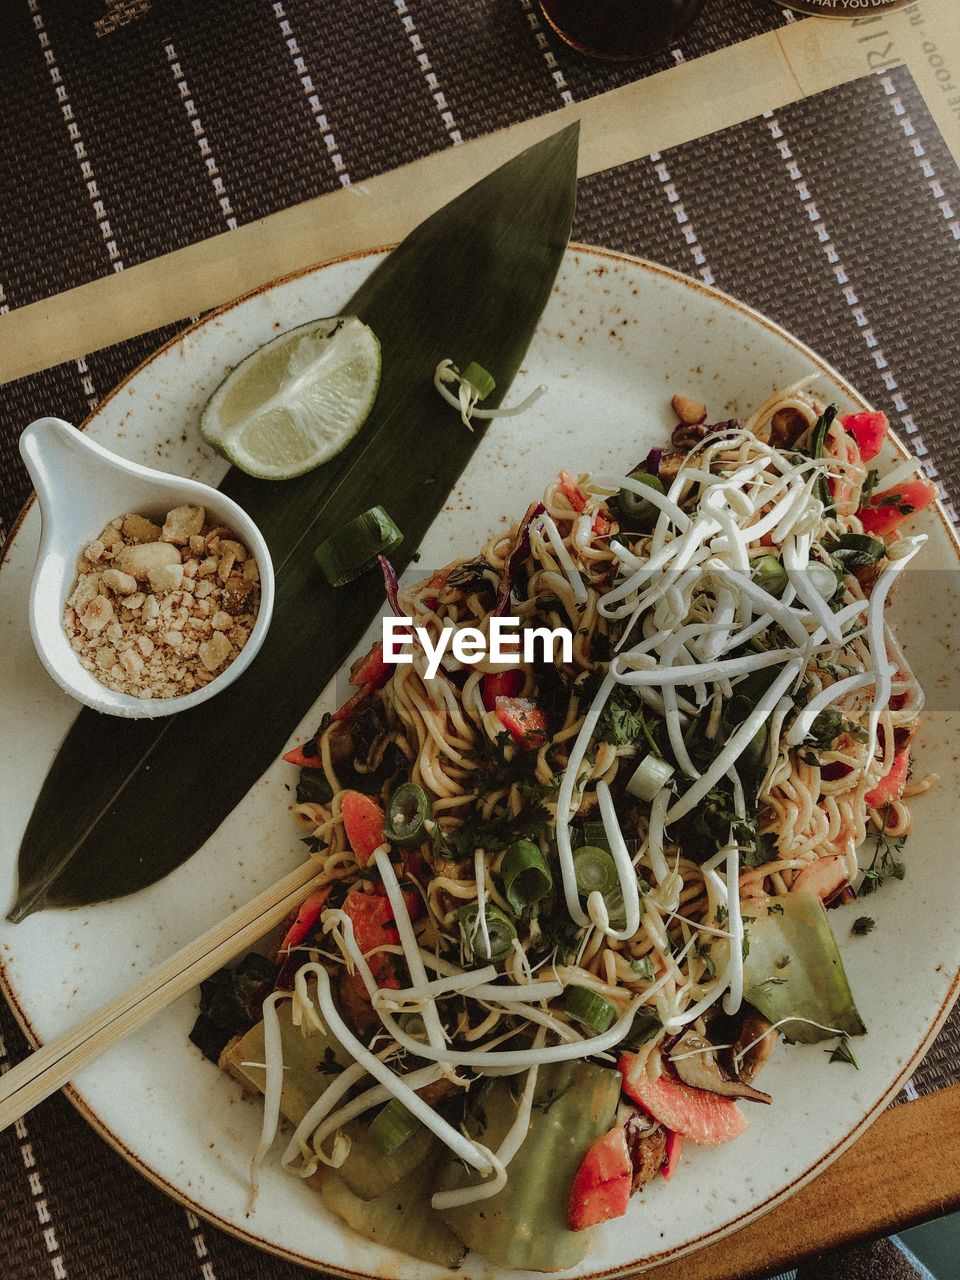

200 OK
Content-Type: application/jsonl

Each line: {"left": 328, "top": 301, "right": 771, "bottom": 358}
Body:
{"left": 200, "top": 316, "right": 380, "bottom": 479}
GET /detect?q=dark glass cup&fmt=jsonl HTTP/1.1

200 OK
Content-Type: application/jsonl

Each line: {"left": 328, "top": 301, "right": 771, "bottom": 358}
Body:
{"left": 538, "top": 0, "right": 708, "bottom": 62}
{"left": 778, "top": 0, "right": 914, "bottom": 12}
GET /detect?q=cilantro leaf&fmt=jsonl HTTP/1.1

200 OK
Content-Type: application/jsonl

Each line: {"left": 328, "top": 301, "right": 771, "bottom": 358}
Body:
{"left": 695, "top": 941, "right": 716, "bottom": 978}
{"left": 436, "top": 799, "right": 550, "bottom": 860}
{"left": 860, "top": 809, "right": 907, "bottom": 895}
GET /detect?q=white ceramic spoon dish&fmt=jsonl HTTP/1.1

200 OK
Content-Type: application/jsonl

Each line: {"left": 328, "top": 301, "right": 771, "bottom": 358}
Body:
{"left": 19, "top": 416, "right": 275, "bottom": 719}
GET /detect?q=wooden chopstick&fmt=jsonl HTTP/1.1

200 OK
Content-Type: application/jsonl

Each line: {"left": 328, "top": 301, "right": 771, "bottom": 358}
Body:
{"left": 0, "top": 858, "right": 327, "bottom": 1134}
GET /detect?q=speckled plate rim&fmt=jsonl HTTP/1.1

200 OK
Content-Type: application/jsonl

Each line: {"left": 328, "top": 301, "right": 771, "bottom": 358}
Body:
{"left": 2, "top": 242, "right": 959, "bottom": 1278}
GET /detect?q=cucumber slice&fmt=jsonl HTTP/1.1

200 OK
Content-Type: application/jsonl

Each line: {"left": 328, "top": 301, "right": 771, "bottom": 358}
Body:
{"left": 220, "top": 1000, "right": 350, "bottom": 1124}
{"left": 336, "top": 1118, "right": 435, "bottom": 1201}
{"left": 318, "top": 1162, "right": 466, "bottom": 1269}
{"left": 742, "top": 893, "right": 866, "bottom": 1042}
{"left": 220, "top": 1000, "right": 434, "bottom": 1199}
{"left": 436, "top": 1060, "right": 621, "bottom": 1271}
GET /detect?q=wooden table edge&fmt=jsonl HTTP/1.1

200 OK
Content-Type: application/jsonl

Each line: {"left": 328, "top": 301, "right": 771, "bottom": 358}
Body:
{"left": 645, "top": 1084, "right": 960, "bottom": 1280}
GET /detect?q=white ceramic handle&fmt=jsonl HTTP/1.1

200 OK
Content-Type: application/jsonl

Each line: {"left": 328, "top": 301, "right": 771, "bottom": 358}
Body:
{"left": 19, "top": 418, "right": 100, "bottom": 521}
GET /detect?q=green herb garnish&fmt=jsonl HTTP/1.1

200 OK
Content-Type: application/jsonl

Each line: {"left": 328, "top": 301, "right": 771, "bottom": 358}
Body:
{"left": 860, "top": 809, "right": 906, "bottom": 895}
{"left": 826, "top": 1036, "right": 860, "bottom": 1068}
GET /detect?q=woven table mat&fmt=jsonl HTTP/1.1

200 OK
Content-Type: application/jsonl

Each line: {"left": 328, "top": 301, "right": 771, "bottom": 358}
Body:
{"left": 1, "top": 60, "right": 959, "bottom": 1280}
{"left": 1, "top": 0, "right": 790, "bottom": 315}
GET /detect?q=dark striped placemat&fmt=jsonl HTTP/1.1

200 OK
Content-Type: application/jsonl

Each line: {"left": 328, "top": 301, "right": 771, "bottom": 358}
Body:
{"left": 0, "top": 0, "right": 791, "bottom": 315}
{"left": 0, "top": 62, "right": 957, "bottom": 1280}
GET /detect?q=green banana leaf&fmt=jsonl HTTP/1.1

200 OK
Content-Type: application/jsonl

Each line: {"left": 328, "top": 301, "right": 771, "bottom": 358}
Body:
{"left": 10, "top": 123, "right": 579, "bottom": 920}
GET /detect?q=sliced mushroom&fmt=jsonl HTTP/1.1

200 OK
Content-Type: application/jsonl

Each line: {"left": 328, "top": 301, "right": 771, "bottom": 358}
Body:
{"left": 657, "top": 449, "right": 690, "bottom": 483}
{"left": 668, "top": 1030, "right": 771, "bottom": 1103}
{"left": 671, "top": 421, "right": 709, "bottom": 450}
{"left": 417, "top": 1076, "right": 462, "bottom": 1107}
{"left": 851, "top": 556, "right": 889, "bottom": 596}
{"left": 768, "top": 406, "right": 810, "bottom": 449}
{"left": 622, "top": 1110, "right": 667, "bottom": 1191}
{"left": 731, "top": 1009, "right": 778, "bottom": 1085}
{"left": 328, "top": 720, "right": 357, "bottom": 765}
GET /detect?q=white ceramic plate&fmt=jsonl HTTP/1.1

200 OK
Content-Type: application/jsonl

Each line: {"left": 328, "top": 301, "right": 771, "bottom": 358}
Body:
{"left": 2, "top": 247, "right": 959, "bottom": 1279}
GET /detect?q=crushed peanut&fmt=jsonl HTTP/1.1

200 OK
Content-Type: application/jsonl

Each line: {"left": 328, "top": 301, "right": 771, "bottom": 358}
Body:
{"left": 671, "top": 393, "right": 707, "bottom": 425}
{"left": 64, "top": 507, "right": 260, "bottom": 700}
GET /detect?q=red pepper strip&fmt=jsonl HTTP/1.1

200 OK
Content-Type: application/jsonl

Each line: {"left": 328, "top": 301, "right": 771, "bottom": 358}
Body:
{"left": 330, "top": 642, "right": 395, "bottom": 725}
{"left": 481, "top": 668, "right": 525, "bottom": 712}
{"left": 494, "top": 501, "right": 546, "bottom": 617}
{"left": 858, "top": 476, "right": 937, "bottom": 535}
{"left": 277, "top": 886, "right": 332, "bottom": 960}
{"left": 343, "top": 890, "right": 401, "bottom": 990}
{"left": 559, "top": 469, "right": 587, "bottom": 513}
{"left": 282, "top": 745, "right": 322, "bottom": 768}
{"left": 495, "top": 695, "right": 549, "bottom": 749}
{"left": 661, "top": 1129, "right": 682, "bottom": 1180}
{"left": 349, "top": 641, "right": 391, "bottom": 691}
{"left": 403, "top": 846, "right": 429, "bottom": 884}
{"left": 593, "top": 510, "right": 612, "bottom": 538}
{"left": 331, "top": 685, "right": 374, "bottom": 724}
{"left": 566, "top": 1124, "right": 632, "bottom": 1231}
{"left": 866, "top": 747, "right": 911, "bottom": 808}
{"left": 841, "top": 410, "right": 888, "bottom": 462}
{"left": 341, "top": 790, "right": 387, "bottom": 865}
{"left": 342, "top": 887, "right": 423, "bottom": 994}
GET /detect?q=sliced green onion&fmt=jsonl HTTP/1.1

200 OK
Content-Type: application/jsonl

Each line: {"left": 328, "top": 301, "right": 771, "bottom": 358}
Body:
{"left": 577, "top": 820, "right": 611, "bottom": 851}
{"left": 314, "top": 506, "right": 403, "bottom": 588}
{"left": 368, "top": 1098, "right": 421, "bottom": 1155}
{"left": 808, "top": 404, "right": 837, "bottom": 460}
{"left": 500, "top": 839, "right": 552, "bottom": 913}
{"left": 809, "top": 404, "right": 838, "bottom": 510}
{"left": 398, "top": 1012, "right": 429, "bottom": 1044}
{"left": 458, "top": 903, "right": 517, "bottom": 962}
{"left": 384, "top": 782, "right": 432, "bottom": 848}
{"left": 830, "top": 533, "right": 885, "bottom": 568}
{"left": 619, "top": 471, "right": 665, "bottom": 529}
{"left": 807, "top": 560, "right": 840, "bottom": 602}
{"left": 462, "top": 361, "right": 496, "bottom": 400}
{"left": 752, "top": 554, "right": 788, "bottom": 598}
{"left": 626, "top": 754, "right": 675, "bottom": 802}
{"left": 621, "top": 1008, "right": 662, "bottom": 1051}
{"left": 575, "top": 819, "right": 641, "bottom": 860}
{"left": 601, "top": 886, "right": 627, "bottom": 930}
{"left": 572, "top": 845, "right": 619, "bottom": 898}
{"left": 563, "top": 986, "right": 617, "bottom": 1033}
